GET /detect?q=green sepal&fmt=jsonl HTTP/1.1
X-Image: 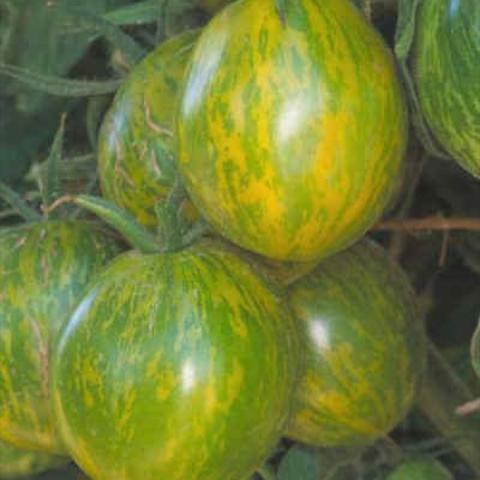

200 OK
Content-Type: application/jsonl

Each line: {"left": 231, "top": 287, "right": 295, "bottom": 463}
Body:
{"left": 155, "top": 177, "right": 187, "bottom": 252}
{"left": 0, "top": 181, "right": 42, "bottom": 222}
{"left": 73, "top": 195, "right": 161, "bottom": 253}
{"left": 43, "top": 114, "right": 66, "bottom": 209}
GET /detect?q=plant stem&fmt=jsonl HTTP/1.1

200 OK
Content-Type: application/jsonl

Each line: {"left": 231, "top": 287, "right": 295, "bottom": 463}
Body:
{"left": 374, "top": 216, "right": 480, "bottom": 232}
{"left": 67, "top": 195, "right": 160, "bottom": 253}
{"left": 417, "top": 341, "right": 480, "bottom": 476}
{"left": 256, "top": 464, "right": 276, "bottom": 480}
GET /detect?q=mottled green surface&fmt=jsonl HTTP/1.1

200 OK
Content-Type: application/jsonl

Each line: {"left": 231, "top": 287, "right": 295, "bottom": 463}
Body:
{"left": 386, "top": 458, "right": 453, "bottom": 480}
{"left": 97, "top": 30, "right": 199, "bottom": 227}
{"left": 0, "top": 220, "right": 119, "bottom": 454}
{"left": 286, "top": 240, "right": 426, "bottom": 446}
{"left": 52, "top": 243, "right": 300, "bottom": 480}
{"left": 0, "top": 440, "right": 67, "bottom": 479}
{"left": 178, "top": 0, "right": 407, "bottom": 262}
{"left": 413, "top": 0, "right": 480, "bottom": 177}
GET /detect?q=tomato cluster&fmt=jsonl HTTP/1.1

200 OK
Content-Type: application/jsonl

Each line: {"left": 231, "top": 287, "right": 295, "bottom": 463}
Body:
{"left": 2, "top": 0, "right": 478, "bottom": 478}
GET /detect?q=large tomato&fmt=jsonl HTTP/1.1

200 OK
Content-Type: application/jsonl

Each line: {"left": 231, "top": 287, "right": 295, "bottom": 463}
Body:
{"left": 97, "top": 30, "right": 200, "bottom": 228}
{"left": 286, "top": 240, "right": 426, "bottom": 447}
{"left": 52, "top": 242, "right": 300, "bottom": 480}
{"left": 0, "top": 220, "right": 118, "bottom": 453}
{"left": 177, "top": 0, "right": 407, "bottom": 262}
{"left": 412, "top": 0, "right": 480, "bottom": 177}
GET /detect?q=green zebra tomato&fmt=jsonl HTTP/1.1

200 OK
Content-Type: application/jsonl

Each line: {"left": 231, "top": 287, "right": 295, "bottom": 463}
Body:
{"left": 98, "top": 30, "right": 200, "bottom": 228}
{"left": 52, "top": 242, "right": 300, "bottom": 480}
{"left": 178, "top": 0, "right": 407, "bottom": 262}
{"left": 412, "top": 0, "right": 480, "bottom": 177}
{"left": 0, "top": 220, "right": 118, "bottom": 454}
{"left": 286, "top": 240, "right": 426, "bottom": 446}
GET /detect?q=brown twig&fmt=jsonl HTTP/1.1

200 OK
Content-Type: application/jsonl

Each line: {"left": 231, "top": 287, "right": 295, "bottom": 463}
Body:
{"left": 373, "top": 216, "right": 480, "bottom": 232}
{"left": 455, "top": 398, "right": 480, "bottom": 417}
{"left": 41, "top": 194, "right": 74, "bottom": 214}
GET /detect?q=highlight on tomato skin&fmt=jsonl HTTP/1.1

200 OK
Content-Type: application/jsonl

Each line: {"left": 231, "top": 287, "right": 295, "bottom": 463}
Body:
{"left": 177, "top": 0, "right": 408, "bottom": 263}
{"left": 285, "top": 239, "right": 426, "bottom": 447}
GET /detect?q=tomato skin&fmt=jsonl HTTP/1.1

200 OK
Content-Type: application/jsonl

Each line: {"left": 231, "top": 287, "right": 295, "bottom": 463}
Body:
{"left": 412, "top": 0, "right": 480, "bottom": 177}
{"left": 52, "top": 243, "right": 300, "bottom": 480}
{"left": 0, "top": 220, "right": 119, "bottom": 454}
{"left": 98, "top": 30, "right": 200, "bottom": 228}
{"left": 286, "top": 240, "right": 426, "bottom": 447}
{"left": 178, "top": 0, "right": 407, "bottom": 262}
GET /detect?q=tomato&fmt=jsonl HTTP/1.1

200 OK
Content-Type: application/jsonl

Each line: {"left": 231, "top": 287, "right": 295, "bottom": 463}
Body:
{"left": 178, "top": 0, "right": 407, "bottom": 262}
{"left": 286, "top": 240, "right": 426, "bottom": 446}
{"left": 98, "top": 30, "right": 200, "bottom": 228}
{"left": 0, "top": 220, "right": 118, "bottom": 453}
{"left": 52, "top": 242, "right": 300, "bottom": 480}
{"left": 412, "top": 0, "right": 480, "bottom": 177}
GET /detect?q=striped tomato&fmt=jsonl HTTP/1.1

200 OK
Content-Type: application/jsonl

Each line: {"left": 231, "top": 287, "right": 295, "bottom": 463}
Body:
{"left": 97, "top": 30, "right": 200, "bottom": 228}
{"left": 52, "top": 242, "right": 300, "bottom": 480}
{"left": 412, "top": 0, "right": 480, "bottom": 177}
{"left": 178, "top": 0, "right": 407, "bottom": 262}
{"left": 286, "top": 240, "right": 426, "bottom": 446}
{"left": 0, "top": 220, "right": 118, "bottom": 454}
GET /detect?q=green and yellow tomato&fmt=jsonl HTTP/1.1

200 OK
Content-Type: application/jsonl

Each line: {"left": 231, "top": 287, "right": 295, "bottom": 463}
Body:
{"left": 286, "top": 240, "right": 426, "bottom": 446}
{"left": 412, "top": 0, "right": 480, "bottom": 177}
{"left": 178, "top": 0, "right": 407, "bottom": 262}
{"left": 0, "top": 220, "right": 118, "bottom": 454}
{"left": 52, "top": 243, "right": 300, "bottom": 480}
{"left": 98, "top": 30, "right": 200, "bottom": 228}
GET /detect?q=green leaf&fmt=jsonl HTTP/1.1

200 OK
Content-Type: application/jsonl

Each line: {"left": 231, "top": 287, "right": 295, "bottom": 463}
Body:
{"left": 472, "top": 322, "right": 480, "bottom": 379}
{"left": 0, "top": 63, "right": 122, "bottom": 97}
{"left": 103, "top": 1, "right": 162, "bottom": 26}
{"left": 58, "top": 6, "right": 146, "bottom": 67}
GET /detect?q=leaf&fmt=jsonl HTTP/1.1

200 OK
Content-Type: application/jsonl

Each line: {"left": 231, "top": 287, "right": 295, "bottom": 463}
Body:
{"left": 103, "top": 1, "right": 162, "bottom": 26}
{"left": 472, "top": 322, "right": 480, "bottom": 379}
{"left": 58, "top": 6, "right": 146, "bottom": 67}
{"left": 0, "top": 63, "right": 122, "bottom": 97}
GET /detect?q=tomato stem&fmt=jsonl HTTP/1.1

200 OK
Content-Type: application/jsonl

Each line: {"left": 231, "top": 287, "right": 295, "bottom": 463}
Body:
{"left": 73, "top": 195, "right": 161, "bottom": 253}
